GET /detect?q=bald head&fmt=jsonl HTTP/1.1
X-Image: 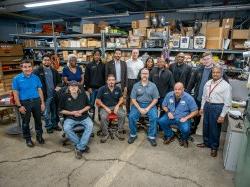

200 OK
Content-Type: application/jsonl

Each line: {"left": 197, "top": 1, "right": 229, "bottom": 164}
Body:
{"left": 174, "top": 82, "right": 184, "bottom": 98}
{"left": 176, "top": 53, "right": 185, "bottom": 64}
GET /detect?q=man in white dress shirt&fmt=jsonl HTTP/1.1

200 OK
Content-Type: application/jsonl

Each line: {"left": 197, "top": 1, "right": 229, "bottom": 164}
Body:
{"left": 197, "top": 65, "right": 232, "bottom": 157}
{"left": 126, "top": 49, "right": 144, "bottom": 113}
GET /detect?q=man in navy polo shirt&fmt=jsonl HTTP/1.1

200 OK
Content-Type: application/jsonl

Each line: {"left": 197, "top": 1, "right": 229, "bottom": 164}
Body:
{"left": 96, "top": 74, "right": 126, "bottom": 143}
{"left": 12, "top": 59, "right": 45, "bottom": 147}
{"left": 158, "top": 82, "right": 198, "bottom": 148}
{"left": 128, "top": 68, "right": 159, "bottom": 147}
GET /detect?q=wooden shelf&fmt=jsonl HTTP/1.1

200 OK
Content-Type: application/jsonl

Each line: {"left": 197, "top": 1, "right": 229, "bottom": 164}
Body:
{"left": 3, "top": 69, "right": 21, "bottom": 73}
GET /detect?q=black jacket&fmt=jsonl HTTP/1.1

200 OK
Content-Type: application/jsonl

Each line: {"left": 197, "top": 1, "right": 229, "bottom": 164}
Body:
{"left": 187, "top": 65, "right": 229, "bottom": 99}
{"left": 149, "top": 67, "right": 175, "bottom": 98}
{"left": 84, "top": 61, "right": 106, "bottom": 89}
{"left": 169, "top": 62, "right": 192, "bottom": 88}
{"left": 33, "top": 65, "right": 61, "bottom": 100}
{"left": 105, "top": 60, "right": 127, "bottom": 91}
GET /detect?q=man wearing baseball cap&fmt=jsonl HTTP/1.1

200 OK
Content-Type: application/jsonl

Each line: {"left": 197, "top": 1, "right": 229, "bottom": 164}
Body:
{"left": 59, "top": 80, "right": 93, "bottom": 159}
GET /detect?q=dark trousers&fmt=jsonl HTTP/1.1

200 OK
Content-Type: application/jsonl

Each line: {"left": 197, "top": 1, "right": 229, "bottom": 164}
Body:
{"left": 20, "top": 98, "right": 43, "bottom": 139}
{"left": 126, "top": 79, "right": 137, "bottom": 114}
{"left": 191, "top": 99, "right": 201, "bottom": 134}
{"left": 203, "top": 102, "right": 224, "bottom": 150}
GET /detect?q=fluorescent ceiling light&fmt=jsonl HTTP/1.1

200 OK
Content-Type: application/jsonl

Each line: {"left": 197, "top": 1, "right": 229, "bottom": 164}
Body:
{"left": 25, "top": 0, "right": 85, "bottom": 8}
{"left": 82, "top": 11, "right": 129, "bottom": 20}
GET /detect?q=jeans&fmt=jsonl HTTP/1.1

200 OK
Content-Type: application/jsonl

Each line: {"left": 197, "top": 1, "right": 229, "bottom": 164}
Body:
{"left": 203, "top": 103, "right": 224, "bottom": 150}
{"left": 20, "top": 98, "right": 43, "bottom": 139}
{"left": 44, "top": 96, "right": 57, "bottom": 129}
{"left": 99, "top": 107, "right": 126, "bottom": 135}
{"left": 89, "top": 89, "right": 99, "bottom": 108}
{"left": 128, "top": 103, "right": 158, "bottom": 139}
{"left": 63, "top": 117, "right": 93, "bottom": 151}
{"left": 158, "top": 114, "right": 190, "bottom": 141}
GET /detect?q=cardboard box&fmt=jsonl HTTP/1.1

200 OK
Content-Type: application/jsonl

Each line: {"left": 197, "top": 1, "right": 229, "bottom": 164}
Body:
{"left": 144, "top": 12, "right": 151, "bottom": 19}
{"left": 59, "top": 40, "right": 70, "bottom": 48}
{"left": 200, "top": 21, "right": 207, "bottom": 35}
{"left": 138, "top": 19, "right": 150, "bottom": 28}
{"left": 98, "top": 21, "right": 109, "bottom": 30}
{"left": 0, "top": 44, "right": 23, "bottom": 57}
{"left": 131, "top": 21, "right": 139, "bottom": 29}
{"left": 206, "top": 38, "right": 223, "bottom": 49}
{"left": 232, "top": 30, "right": 250, "bottom": 39}
{"left": 87, "top": 40, "right": 101, "bottom": 48}
{"left": 128, "top": 40, "right": 141, "bottom": 48}
{"left": 147, "top": 28, "right": 156, "bottom": 38}
{"left": 186, "top": 27, "right": 193, "bottom": 36}
{"left": 79, "top": 39, "right": 88, "bottom": 48}
{"left": 222, "top": 18, "right": 234, "bottom": 29}
{"left": 70, "top": 40, "right": 80, "bottom": 48}
{"left": 81, "top": 23, "right": 100, "bottom": 34}
{"left": 231, "top": 39, "right": 246, "bottom": 49}
{"left": 133, "top": 28, "right": 147, "bottom": 37}
{"left": 206, "top": 28, "right": 224, "bottom": 38}
{"left": 207, "top": 20, "right": 220, "bottom": 28}
{"left": 63, "top": 51, "right": 68, "bottom": 61}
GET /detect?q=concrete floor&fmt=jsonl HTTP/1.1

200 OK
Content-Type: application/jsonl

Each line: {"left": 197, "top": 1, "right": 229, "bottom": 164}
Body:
{"left": 0, "top": 118, "right": 234, "bottom": 187}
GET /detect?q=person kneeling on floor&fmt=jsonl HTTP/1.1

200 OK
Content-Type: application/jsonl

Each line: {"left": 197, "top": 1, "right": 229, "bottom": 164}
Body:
{"left": 96, "top": 74, "right": 126, "bottom": 142}
{"left": 128, "top": 68, "right": 159, "bottom": 146}
{"left": 59, "top": 80, "right": 93, "bottom": 159}
{"left": 158, "top": 82, "right": 198, "bottom": 148}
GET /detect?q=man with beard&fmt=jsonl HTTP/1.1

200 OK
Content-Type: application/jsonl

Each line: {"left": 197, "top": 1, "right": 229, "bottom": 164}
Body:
{"left": 33, "top": 54, "right": 62, "bottom": 133}
{"left": 169, "top": 52, "right": 192, "bottom": 88}
{"left": 158, "top": 82, "right": 198, "bottom": 148}
{"left": 12, "top": 59, "right": 45, "bottom": 147}
{"left": 105, "top": 48, "right": 127, "bottom": 93}
{"left": 198, "top": 66, "right": 232, "bottom": 157}
{"left": 96, "top": 74, "right": 126, "bottom": 142}
{"left": 128, "top": 68, "right": 159, "bottom": 146}
{"left": 59, "top": 81, "right": 93, "bottom": 159}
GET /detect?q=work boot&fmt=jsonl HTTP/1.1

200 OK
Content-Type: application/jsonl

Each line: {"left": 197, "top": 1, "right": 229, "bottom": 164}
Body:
{"left": 74, "top": 148, "right": 82, "bottom": 159}
{"left": 148, "top": 138, "right": 157, "bottom": 147}
{"left": 128, "top": 136, "right": 137, "bottom": 144}
{"left": 163, "top": 136, "right": 175, "bottom": 144}
{"left": 81, "top": 146, "right": 90, "bottom": 153}
{"left": 46, "top": 128, "right": 53, "bottom": 134}
{"left": 36, "top": 135, "right": 45, "bottom": 144}
{"left": 26, "top": 139, "right": 34, "bottom": 147}
{"left": 53, "top": 125, "right": 62, "bottom": 131}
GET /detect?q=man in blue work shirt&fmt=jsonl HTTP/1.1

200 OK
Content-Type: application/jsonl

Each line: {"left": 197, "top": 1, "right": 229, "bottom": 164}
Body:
{"left": 128, "top": 68, "right": 159, "bottom": 146}
{"left": 158, "top": 82, "right": 198, "bottom": 148}
{"left": 12, "top": 59, "right": 45, "bottom": 147}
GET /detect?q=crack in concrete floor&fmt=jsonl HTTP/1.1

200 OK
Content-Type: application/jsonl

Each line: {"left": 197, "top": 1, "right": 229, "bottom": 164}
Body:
{"left": 0, "top": 150, "right": 202, "bottom": 187}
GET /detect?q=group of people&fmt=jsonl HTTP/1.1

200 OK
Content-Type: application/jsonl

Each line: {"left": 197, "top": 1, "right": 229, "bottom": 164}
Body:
{"left": 12, "top": 48, "right": 232, "bottom": 159}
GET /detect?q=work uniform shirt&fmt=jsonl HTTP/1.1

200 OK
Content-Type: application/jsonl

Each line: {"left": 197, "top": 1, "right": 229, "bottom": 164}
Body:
{"left": 162, "top": 91, "right": 198, "bottom": 120}
{"left": 126, "top": 58, "right": 144, "bottom": 79}
{"left": 201, "top": 78, "right": 232, "bottom": 117}
{"left": 131, "top": 81, "right": 159, "bottom": 104}
{"left": 59, "top": 90, "right": 90, "bottom": 121}
{"left": 96, "top": 85, "right": 122, "bottom": 107}
{"left": 12, "top": 73, "right": 42, "bottom": 101}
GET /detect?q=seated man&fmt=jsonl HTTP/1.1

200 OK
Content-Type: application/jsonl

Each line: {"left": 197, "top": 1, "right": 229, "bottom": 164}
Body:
{"left": 96, "top": 74, "right": 126, "bottom": 142}
{"left": 59, "top": 81, "right": 93, "bottom": 159}
{"left": 158, "top": 82, "right": 198, "bottom": 148}
{"left": 128, "top": 68, "right": 159, "bottom": 147}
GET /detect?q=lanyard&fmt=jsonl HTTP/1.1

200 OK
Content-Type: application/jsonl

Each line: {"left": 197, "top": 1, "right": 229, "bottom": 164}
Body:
{"left": 208, "top": 79, "right": 222, "bottom": 98}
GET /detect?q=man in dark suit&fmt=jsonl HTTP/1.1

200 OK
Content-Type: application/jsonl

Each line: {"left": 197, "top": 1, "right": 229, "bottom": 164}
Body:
{"left": 169, "top": 52, "right": 192, "bottom": 89}
{"left": 187, "top": 52, "right": 229, "bottom": 134}
{"left": 105, "top": 48, "right": 127, "bottom": 93}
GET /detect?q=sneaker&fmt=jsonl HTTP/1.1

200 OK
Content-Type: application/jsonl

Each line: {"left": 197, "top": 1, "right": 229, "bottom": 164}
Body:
{"left": 100, "top": 134, "right": 109, "bottom": 143}
{"left": 36, "top": 135, "right": 45, "bottom": 144}
{"left": 74, "top": 148, "right": 82, "bottom": 159}
{"left": 148, "top": 138, "right": 157, "bottom": 147}
{"left": 81, "top": 146, "right": 90, "bottom": 153}
{"left": 46, "top": 128, "right": 53, "bottom": 134}
{"left": 26, "top": 139, "right": 34, "bottom": 147}
{"left": 115, "top": 132, "right": 125, "bottom": 141}
{"left": 128, "top": 136, "right": 137, "bottom": 144}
